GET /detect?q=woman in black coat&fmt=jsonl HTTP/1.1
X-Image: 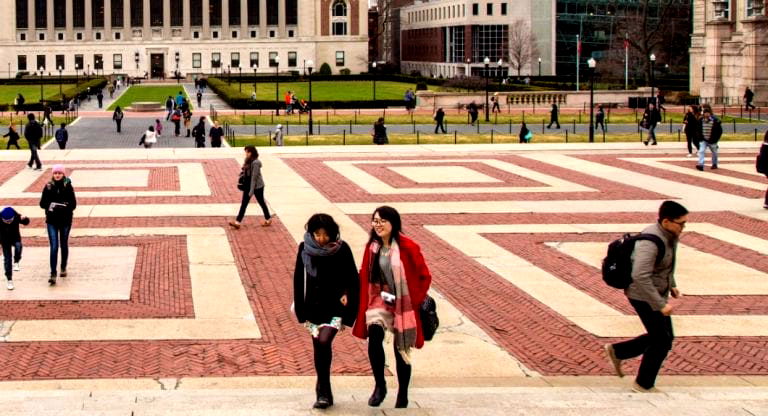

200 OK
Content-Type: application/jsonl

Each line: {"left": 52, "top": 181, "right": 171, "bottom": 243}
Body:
{"left": 3, "top": 125, "right": 20, "bottom": 149}
{"left": 759, "top": 131, "right": 768, "bottom": 209}
{"left": 39, "top": 164, "right": 77, "bottom": 284}
{"left": 682, "top": 105, "right": 701, "bottom": 156}
{"left": 293, "top": 213, "right": 359, "bottom": 410}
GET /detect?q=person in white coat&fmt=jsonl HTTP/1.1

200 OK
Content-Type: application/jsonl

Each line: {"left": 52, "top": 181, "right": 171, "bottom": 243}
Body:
{"left": 273, "top": 124, "right": 284, "bottom": 146}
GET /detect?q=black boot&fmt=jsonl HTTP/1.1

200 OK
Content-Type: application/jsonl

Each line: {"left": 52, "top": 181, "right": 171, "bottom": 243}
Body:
{"left": 186, "top": 130, "right": 191, "bottom": 137}
{"left": 395, "top": 391, "right": 408, "bottom": 408}
{"left": 313, "top": 380, "right": 333, "bottom": 409}
{"left": 368, "top": 384, "right": 387, "bottom": 407}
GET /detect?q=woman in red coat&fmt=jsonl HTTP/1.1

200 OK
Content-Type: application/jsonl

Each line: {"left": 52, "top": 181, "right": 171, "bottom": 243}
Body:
{"left": 352, "top": 205, "right": 432, "bottom": 409}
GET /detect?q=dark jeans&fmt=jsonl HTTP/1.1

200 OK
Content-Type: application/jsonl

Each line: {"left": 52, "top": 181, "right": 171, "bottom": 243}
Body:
{"left": 685, "top": 133, "right": 700, "bottom": 155}
{"left": 173, "top": 120, "right": 181, "bottom": 136}
{"left": 764, "top": 185, "right": 768, "bottom": 207}
{"left": 47, "top": 223, "right": 71, "bottom": 275}
{"left": 236, "top": 187, "right": 271, "bottom": 222}
{"left": 612, "top": 298, "right": 674, "bottom": 389}
{"left": 27, "top": 144, "right": 42, "bottom": 169}
{"left": 115, "top": 119, "right": 122, "bottom": 133}
{"left": 6, "top": 141, "right": 20, "bottom": 150}
{"left": 57, "top": 141, "right": 66, "bottom": 150}
{"left": 2, "top": 242, "right": 22, "bottom": 279}
{"left": 434, "top": 120, "right": 446, "bottom": 134}
{"left": 548, "top": 118, "right": 560, "bottom": 128}
{"left": 595, "top": 120, "right": 605, "bottom": 133}
{"left": 746, "top": 101, "right": 756, "bottom": 111}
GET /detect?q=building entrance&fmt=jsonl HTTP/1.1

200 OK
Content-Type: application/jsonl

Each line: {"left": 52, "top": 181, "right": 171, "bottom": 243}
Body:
{"left": 151, "top": 54, "right": 165, "bottom": 79}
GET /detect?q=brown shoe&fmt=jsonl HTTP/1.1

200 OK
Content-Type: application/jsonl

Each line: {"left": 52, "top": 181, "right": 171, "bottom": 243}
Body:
{"left": 260, "top": 219, "right": 272, "bottom": 227}
{"left": 228, "top": 221, "right": 241, "bottom": 229}
{"left": 604, "top": 344, "right": 624, "bottom": 378}
{"left": 631, "top": 381, "right": 662, "bottom": 393}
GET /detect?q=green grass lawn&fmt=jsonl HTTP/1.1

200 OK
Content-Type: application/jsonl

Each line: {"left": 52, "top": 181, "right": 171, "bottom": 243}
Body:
{"left": 107, "top": 86, "right": 191, "bottom": 111}
{"left": 0, "top": 135, "right": 53, "bottom": 149}
{"left": 0, "top": 84, "right": 80, "bottom": 105}
{"left": 0, "top": 116, "right": 68, "bottom": 126}
{"left": 220, "top": 80, "right": 436, "bottom": 101}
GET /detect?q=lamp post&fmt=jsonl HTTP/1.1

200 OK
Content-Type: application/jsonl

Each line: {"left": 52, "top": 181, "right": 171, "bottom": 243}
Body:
{"left": 587, "top": 57, "right": 596, "bottom": 143}
{"left": 86, "top": 64, "right": 90, "bottom": 80}
{"left": 175, "top": 51, "right": 180, "bottom": 84}
{"left": 238, "top": 66, "right": 242, "bottom": 92}
{"left": 135, "top": 51, "right": 140, "bottom": 70}
{"left": 372, "top": 61, "right": 377, "bottom": 101}
{"left": 57, "top": 66, "right": 62, "bottom": 95}
{"left": 649, "top": 53, "right": 656, "bottom": 105}
{"left": 274, "top": 56, "right": 280, "bottom": 116}
{"left": 307, "top": 59, "right": 314, "bottom": 135}
{"left": 38, "top": 66, "right": 44, "bottom": 102}
{"left": 227, "top": 64, "right": 231, "bottom": 85}
{"left": 483, "top": 56, "right": 490, "bottom": 122}
{"left": 75, "top": 63, "right": 79, "bottom": 86}
{"left": 538, "top": 57, "right": 542, "bottom": 77}
{"left": 252, "top": 64, "right": 258, "bottom": 98}
{"left": 497, "top": 58, "right": 503, "bottom": 84}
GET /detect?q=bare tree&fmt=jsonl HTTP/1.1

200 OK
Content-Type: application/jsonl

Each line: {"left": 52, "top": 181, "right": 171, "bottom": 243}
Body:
{"left": 508, "top": 21, "right": 539, "bottom": 77}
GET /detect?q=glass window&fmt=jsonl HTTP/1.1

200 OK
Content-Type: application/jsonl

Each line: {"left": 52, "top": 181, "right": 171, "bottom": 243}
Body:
{"left": 247, "top": 0, "right": 259, "bottom": 25}
{"left": 472, "top": 25, "right": 508, "bottom": 63}
{"left": 211, "top": 52, "right": 221, "bottom": 68}
{"left": 447, "top": 26, "right": 465, "bottom": 63}
{"left": 269, "top": 52, "right": 278, "bottom": 67}
{"left": 190, "top": 0, "right": 203, "bottom": 25}
{"left": 74, "top": 0, "right": 86, "bottom": 27}
{"left": 113, "top": 54, "right": 123, "bottom": 69}
{"left": 231, "top": 52, "right": 240, "bottom": 67}
{"left": 486, "top": 3, "right": 492, "bottom": 15}
{"left": 192, "top": 53, "right": 201, "bottom": 68}
{"left": 335, "top": 51, "right": 344, "bottom": 66}
{"left": 75, "top": 55, "right": 84, "bottom": 70}
{"left": 171, "top": 0, "right": 183, "bottom": 25}
{"left": 229, "top": 0, "right": 240, "bottom": 25}
{"left": 54, "top": 0, "right": 67, "bottom": 28}
{"left": 747, "top": 0, "right": 764, "bottom": 16}
{"left": 150, "top": 0, "right": 163, "bottom": 26}
{"left": 36, "top": 55, "right": 46, "bottom": 71}
{"left": 15, "top": 0, "right": 28, "bottom": 29}
{"left": 713, "top": 0, "right": 730, "bottom": 19}
{"left": 287, "top": 51, "right": 297, "bottom": 67}
{"left": 111, "top": 0, "right": 124, "bottom": 27}
{"left": 35, "top": 0, "right": 47, "bottom": 28}
{"left": 286, "top": 0, "right": 297, "bottom": 25}
{"left": 115, "top": 32, "right": 121, "bottom": 39}
{"left": 267, "top": 0, "right": 278, "bottom": 25}
{"left": 93, "top": 0, "right": 105, "bottom": 27}
{"left": 331, "top": 0, "right": 347, "bottom": 35}
{"left": 55, "top": 55, "right": 65, "bottom": 70}
{"left": 130, "top": 0, "right": 143, "bottom": 27}
{"left": 472, "top": 3, "right": 478, "bottom": 16}
{"left": 250, "top": 52, "right": 259, "bottom": 68}
{"left": 501, "top": 3, "right": 507, "bottom": 15}
{"left": 17, "top": 55, "right": 27, "bottom": 71}
{"left": 210, "top": 0, "right": 222, "bottom": 26}
{"left": 94, "top": 54, "right": 103, "bottom": 70}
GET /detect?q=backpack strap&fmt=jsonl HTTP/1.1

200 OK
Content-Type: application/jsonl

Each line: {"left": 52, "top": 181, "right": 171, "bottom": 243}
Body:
{"left": 635, "top": 234, "right": 665, "bottom": 266}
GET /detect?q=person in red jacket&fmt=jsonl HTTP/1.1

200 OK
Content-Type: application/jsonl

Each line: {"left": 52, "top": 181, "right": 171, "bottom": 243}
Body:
{"left": 352, "top": 205, "right": 432, "bottom": 409}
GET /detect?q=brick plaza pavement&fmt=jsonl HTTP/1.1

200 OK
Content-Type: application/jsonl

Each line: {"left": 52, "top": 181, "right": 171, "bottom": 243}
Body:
{"left": 0, "top": 141, "right": 766, "bottom": 414}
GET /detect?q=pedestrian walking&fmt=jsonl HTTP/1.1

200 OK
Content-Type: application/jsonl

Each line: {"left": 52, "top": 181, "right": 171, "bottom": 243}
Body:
{"left": 272, "top": 124, "right": 284, "bottom": 146}
{"left": 285, "top": 91, "right": 293, "bottom": 114}
{"left": 352, "top": 205, "right": 433, "bottom": 409}
{"left": 491, "top": 93, "right": 501, "bottom": 113}
{"left": 24, "top": 113, "right": 43, "bottom": 170}
{"left": 433, "top": 108, "right": 446, "bottom": 134}
{"left": 547, "top": 103, "right": 560, "bottom": 129}
{"left": 196, "top": 90, "right": 203, "bottom": 108}
{"left": 112, "top": 106, "right": 124, "bottom": 133}
{"left": 192, "top": 117, "right": 206, "bottom": 148}
{"left": 604, "top": 200, "right": 687, "bottom": 393}
{"left": 54, "top": 123, "right": 68, "bottom": 150}
{"left": 165, "top": 96, "right": 174, "bottom": 120}
{"left": 372, "top": 118, "right": 388, "bottom": 145}
{"left": 39, "top": 164, "right": 77, "bottom": 285}
{"left": 96, "top": 90, "right": 104, "bottom": 108}
{"left": 1, "top": 207, "right": 30, "bottom": 291}
{"left": 467, "top": 102, "right": 479, "bottom": 126}
{"left": 138, "top": 125, "right": 157, "bottom": 148}
{"left": 42, "top": 102, "right": 54, "bottom": 126}
{"left": 642, "top": 103, "right": 661, "bottom": 145}
{"left": 3, "top": 125, "right": 20, "bottom": 149}
{"left": 183, "top": 109, "right": 193, "bottom": 137}
{"left": 107, "top": 84, "right": 115, "bottom": 98}
{"left": 155, "top": 118, "right": 163, "bottom": 137}
{"left": 171, "top": 109, "right": 182, "bottom": 136}
{"left": 14, "top": 93, "right": 25, "bottom": 115}
{"left": 519, "top": 122, "right": 532, "bottom": 143}
{"left": 696, "top": 105, "right": 722, "bottom": 171}
{"left": 292, "top": 213, "right": 359, "bottom": 409}
{"left": 744, "top": 87, "right": 756, "bottom": 111}
{"left": 595, "top": 105, "right": 606, "bottom": 133}
{"left": 757, "top": 131, "right": 768, "bottom": 209}
{"left": 229, "top": 145, "right": 272, "bottom": 229}
{"left": 682, "top": 105, "right": 701, "bottom": 157}
{"left": 175, "top": 91, "right": 184, "bottom": 109}
{"left": 209, "top": 120, "right": 224, "bottom": 148}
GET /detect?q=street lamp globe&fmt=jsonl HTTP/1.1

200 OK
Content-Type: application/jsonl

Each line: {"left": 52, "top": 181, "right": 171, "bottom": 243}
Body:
{"left": 649, "top": 53, "right": 656, "bottom": 62}
{"left": 483, "top": 56, "right": 490, "bottom": 65}
{"left": 306, "top": 60, "right": 314, "bottom": 70}
{"left": 587, "top": 57, "right": 596, "bottom": 69}
{"left": 372, "top": 61, "right": 376, "bottom": 69}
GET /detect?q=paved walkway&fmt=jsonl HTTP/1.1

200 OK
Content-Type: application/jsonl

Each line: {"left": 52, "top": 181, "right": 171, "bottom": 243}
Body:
{"left": 0, "top": 141, "right": 766, "bottom": 414}
{"left": 44, "top": 117, "right": 199, "bottom": 149}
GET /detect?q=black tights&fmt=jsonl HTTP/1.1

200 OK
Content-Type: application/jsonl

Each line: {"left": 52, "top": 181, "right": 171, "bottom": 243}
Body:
{"left": 367, "top": 325, "right": 411, "bottom": 402}
{"left": 312, "top": 327, "right": 338, "bottom": 398}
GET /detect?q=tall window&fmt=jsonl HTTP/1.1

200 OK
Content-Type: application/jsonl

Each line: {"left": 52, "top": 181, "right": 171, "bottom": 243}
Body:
{"left": 747, "top": 0, "right": 764, "bottom": 16}
{"left": 18, "top": 55, "right": 27, "bottom": 71}
{"left": 331, "top": 0, "right": 347, "bottom": 36}
{"left": 486, "top": 3, "right": 492, "bottom": 15}
{"left": 190, "top": 0, "right": 203, "bottom": 25}
{"left": 287, "top": 51, "right": 297, "bottom": 67}
{"left": 335, "top": 51, "right": 344, "bottom": 67}
{"left": 713, "top": 0, "right": 730, "bottom": 19}
{"left": 74, "top": 0, "right": 86, "bottom": 27}
{"left": 171, "top": 0, "right": 183, "bottom": 25}
{"left": 250, "top": 52, "right": 259, "bottom": 67}
{"left": 93, "top": 0, "right": 105, "bottom": 27}
{"left": 501, "top": 3, "right": 507, "bottom": 15}
{"left": 231, "top": 52, "right": 240, "bottom": 67}
{"left": 37, "top": 55, "right": 46, "bottom": 71}
{"left": 111, "top": 0, "right": 124, "bottom": 27}
{"left": 54, "top": 0, "right": 67, "bottom": 28}
{"left": 192, "top": 53, "right": 201, "bottom": 68}
{"left": 55, "top": 55, "right": 65, "bottom": 70}
{"left": 74, "top": 55, "right": 84, "bottom": 70}
{"left": 130, "top": 0, "right": 143, "bottom": 27}
{"left": 150, "top": 0, "right": 163, "bottom": 26}
{"left": 113, "top": 54, "right": 123, "bottom": 69}
{"left": 210, "top": 0, "right": 222, "bottom": 26}
{"left": 286, "top": 0, "right": 297, "bottom": 25}
{"left": 269, "top": 52, "right": 278, "bottom": 67}
{"left": 229, "top": 0, "right": 240, "bottom": 25}
{"left": 35, "top": 0, "right": 47, "bottom": 28}
{"left": 447, "top": 26, "right": 465, "bottom": 63}
{"left": 267, "top": 0, "right": 278, "bottom": 25}
{"left": 94, "top": 54, "right": 103, "bottom": 70}
{"left": 211, "top": 52, "right": 221, "bottom": 68}
{"left": 472, "top": 25, "right": 508, "bottom": 63}
{"left": 247, "top": 0, "right": 259, "bottom": 24}
{"left": 472, "top": 3, "right": 479, "bottom": 16}
{"left": 15, "top": 0, "right": 28, "bottom": 29}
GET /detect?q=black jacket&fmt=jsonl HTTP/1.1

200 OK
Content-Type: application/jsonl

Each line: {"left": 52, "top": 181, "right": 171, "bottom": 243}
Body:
{"left": 643, "top": 108, "right": 662, "bottom": 127}
{"left": 24, "top": 121, "right": 43, "bottom": 146}
{"left": 3, "top": 129, "right": 19, "bottom": 144}
{"left": 293, "top": 241, "right": 360, "bottom": 327}
{"left": 683, "top": 112, "right": 701, "bottom": 138}
{"left": 39, "top": 178, "right": 77, "bottom": 226}
{"left": 0, "top": 212, "right": 30, "bottom": 245}
{"left": 702, "top": 116, "right": 723, "bottom": 144}
{"left": 758, "top": 142, "right": 768, "bottom": 177}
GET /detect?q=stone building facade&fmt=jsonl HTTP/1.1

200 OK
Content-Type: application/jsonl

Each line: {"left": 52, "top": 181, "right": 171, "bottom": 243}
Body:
{"left": 690, "top": 0, "right": 768, "bottom": 104}
{"left": 0, "top": 0, "right": 369, "bottom": 78}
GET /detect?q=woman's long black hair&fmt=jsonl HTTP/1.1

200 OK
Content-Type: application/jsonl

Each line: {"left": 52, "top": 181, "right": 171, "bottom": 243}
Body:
{"left": 368, "top": 205, "right": 402, "bottom": 245}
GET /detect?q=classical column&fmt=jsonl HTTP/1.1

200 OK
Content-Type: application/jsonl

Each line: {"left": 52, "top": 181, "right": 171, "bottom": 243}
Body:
{"left": 240, "top": 0, "right": 247, "bottom": 37}
{"left": 104, "top": 0, "right": 112, "bottom": 36}
{"left": 278, "top": 0, "right": 285, "bottom": 37}
{"left": 183, "top": 0, "right": 191, "bottom": 38}
{"left": 259, "top": 0, "right": 266, "bottom": 37}
{"left": 202, "top": 0, "right": 210, "bottom": 38}
{"left": 222, "top": 0, "right": 229, "bottom": 38}
{"left": 27, "top": 0, "right": 35, "bottom": 40}
{"left": 163, "top": 0, "right": 170, "bottom": 37}
{"left": 85, "top": 0, "right": 93, "bottom": 40}
{"left": 50, "top": 0, "right": 58, "bottom": 41}
{"left": 143, "top": 0, "right": 150, "bottom": 40}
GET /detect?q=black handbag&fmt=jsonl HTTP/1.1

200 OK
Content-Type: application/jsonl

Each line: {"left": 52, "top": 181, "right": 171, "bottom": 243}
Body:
{"left": 237, "top": 173, "right": 249, "bottom": 191}
{"left": 420, "top": 295, "right": 439, "bottom": 341}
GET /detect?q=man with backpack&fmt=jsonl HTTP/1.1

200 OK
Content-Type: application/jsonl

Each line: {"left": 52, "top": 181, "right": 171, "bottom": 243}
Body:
{"left": 54, "top": 123, "right": 69, "bottom": 149}
{"left": 604, "top": 200, "right": 687, "bottom": 393}
{"left": 696, "top": 105, "right": 722, "bottom": 171}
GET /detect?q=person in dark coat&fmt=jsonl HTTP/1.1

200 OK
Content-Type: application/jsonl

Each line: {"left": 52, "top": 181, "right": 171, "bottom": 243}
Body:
{"left": 757, "top": 131, "right": 768, "bottom": 209}
{"left": 54, "top": 123, "right": 68, "bottom": 150}
{"left": 372, "top": 118, "right": 388, "bottom": 145}
{"left": 744, "top": 87, "right": 756, "bottom": 111}
{"left": 642, "top": 103, "right": 662, "bottom": 145}
{"left": 547, "top": 103, "right": 560, "bottom": 129}
{"left": 229, "top": 146, "right": 271, "bottom": 229}
{"left": 96, "top": 90, "right": 104, "bottom": 108}
{"left": 595, "top": 105, "right": 606, "bottom": 133}
{"left": 209, "top": 120, "right": 224, "bottom": 147}
{"left": 433, "top": 108, "right": 446, "bottom": 134}
{"left": 682, "top": 105, "right": 701, "bottom": 157}
{"left": 519, "top": 122, "right": 530, "bottom": 143}
{"left": 39, "top": 164, "right": 77, "bottom": 285}
{"left": 112, "top": 106, "right": 124, "bottom": 133}
{"left": 467, "top": 102, "right": 479, "bottom": 126}
{"left": 292, "top": 213, "right": 359, "bottom": 409}
{"left": 3, "top": 125, "right": 20, "bottom": 149}
{"left": 24, "top": 113, "right": 43, "bottom": 170}
{"left": 42, "top": 102, "right": 54, "bottom": 125}
{"left": 192, "top": 117, "right": 206, "bottom": 148}
{"left": 1, "top": 207, "right": 30, "bottom": 290}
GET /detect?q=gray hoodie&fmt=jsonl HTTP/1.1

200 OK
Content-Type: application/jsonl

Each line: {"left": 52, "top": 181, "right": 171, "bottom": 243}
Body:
{"left": 626, "top": 222, "right": 678, "bottom": 311}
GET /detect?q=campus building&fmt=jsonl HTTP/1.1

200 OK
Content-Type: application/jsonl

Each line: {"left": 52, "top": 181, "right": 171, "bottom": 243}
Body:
{"left": 397, "top": 0, "right": 555, "bottom": 78}
{"left": 0, "top": 0, "right": 369, "bottom": 79}
{"left": 690, "top": 0, "right": 768, "bottom": 104}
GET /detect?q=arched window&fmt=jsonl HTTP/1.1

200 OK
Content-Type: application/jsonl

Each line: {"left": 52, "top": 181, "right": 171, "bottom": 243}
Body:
{"left": 331, "top": 0, "right": 347, "bottom": 35}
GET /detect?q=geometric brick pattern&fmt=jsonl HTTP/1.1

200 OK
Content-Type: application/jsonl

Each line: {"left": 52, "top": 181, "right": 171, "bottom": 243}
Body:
{"left": 24, "top": 166, "right": 180, "bottom": 193}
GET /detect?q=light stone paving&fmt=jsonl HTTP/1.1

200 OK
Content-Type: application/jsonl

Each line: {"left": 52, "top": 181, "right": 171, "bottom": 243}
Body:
{"left": 623, "top": 156, "right": 768, "bottom": 190}
{"left": 69, "top": 169, "right": 150, "bottom": 187}
{"left": 389, "top": 165, "right": 503, "bottom": 183}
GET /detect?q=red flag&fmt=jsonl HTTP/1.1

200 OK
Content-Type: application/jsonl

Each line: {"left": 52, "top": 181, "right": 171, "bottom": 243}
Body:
{"left": 577, "top": 39, "right": 582, "bottom": 55}
{"left": 624, "top": 39, "right": 629, "bottom": 49}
